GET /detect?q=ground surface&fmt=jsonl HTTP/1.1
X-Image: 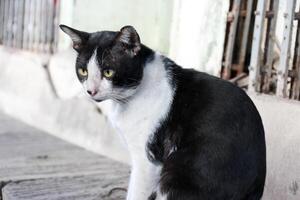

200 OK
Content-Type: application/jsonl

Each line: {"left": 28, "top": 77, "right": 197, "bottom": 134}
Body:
{"left": 0, "top": 112, "right": 129, "bottom": 200}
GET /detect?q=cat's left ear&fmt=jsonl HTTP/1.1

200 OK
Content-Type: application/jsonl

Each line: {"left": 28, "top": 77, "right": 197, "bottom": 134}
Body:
{"left": 115, "top": 25, "right": 141, "bottom": 56}
{"left": 59, "top": 24, "right": 90, "bottom": 51}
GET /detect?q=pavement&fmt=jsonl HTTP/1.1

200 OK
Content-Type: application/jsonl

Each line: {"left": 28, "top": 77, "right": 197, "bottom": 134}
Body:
{"left": 0, "top": 112, "right": 129, "bottom": 200}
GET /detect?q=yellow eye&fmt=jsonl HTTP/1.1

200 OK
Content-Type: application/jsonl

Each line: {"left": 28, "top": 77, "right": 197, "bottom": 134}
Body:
{"left": 78, "top": 68, "right": 88, "bottom": 76}
{"left": 103, "top": 69, "right": 115, "bottom": 78}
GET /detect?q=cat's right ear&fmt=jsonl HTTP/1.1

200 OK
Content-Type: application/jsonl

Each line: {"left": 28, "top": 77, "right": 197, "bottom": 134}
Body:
{"left": 114, "top": 26, "right": 141, "bottom": 57}
{"left": 59, "top": 24, "right": 90, "bottom": 51}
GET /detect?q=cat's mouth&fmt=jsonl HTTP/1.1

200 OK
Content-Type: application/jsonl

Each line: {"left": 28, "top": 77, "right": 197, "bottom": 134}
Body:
{"left": 91, "top": 97, "right": 106, "bottom": 103}
{"left": 94, "top": 99, "right": 104, "bottom": 103}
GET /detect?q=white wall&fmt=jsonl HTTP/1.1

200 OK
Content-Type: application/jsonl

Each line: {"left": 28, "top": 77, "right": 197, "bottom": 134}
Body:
{"left": 59, "top": 0, "right": 174, "bottom": 55}
{"left": 250, "top": 93, "right": 300, "bottom": 200}
{"left": 169, "top": 0, "right": 229, "bottom": 75}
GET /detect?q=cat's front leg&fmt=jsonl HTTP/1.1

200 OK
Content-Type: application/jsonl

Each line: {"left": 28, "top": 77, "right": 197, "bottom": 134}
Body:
{"left": 126, "top": 162, "right": 160, "bottom": 200}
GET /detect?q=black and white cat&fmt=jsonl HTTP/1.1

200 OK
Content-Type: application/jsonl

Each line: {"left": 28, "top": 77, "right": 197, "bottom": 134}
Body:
{"left": 60, "top": 25, "right": 266, "bottom": 200}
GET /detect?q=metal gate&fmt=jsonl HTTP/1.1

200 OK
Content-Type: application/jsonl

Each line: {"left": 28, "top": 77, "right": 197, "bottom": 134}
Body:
{"left": 223, "top": 0, "right": 300, "bottom": 101}
{"left": 0, "top": 0, "right": 60, "bottom": 53}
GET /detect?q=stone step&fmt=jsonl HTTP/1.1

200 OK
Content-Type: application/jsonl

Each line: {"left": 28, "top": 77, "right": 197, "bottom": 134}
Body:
{"left": 2, "top": 174, "right": 128, "bottom": 200}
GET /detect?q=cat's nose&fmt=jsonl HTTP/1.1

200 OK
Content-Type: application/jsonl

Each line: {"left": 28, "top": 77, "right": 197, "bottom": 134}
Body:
{"left": 87, "top": 90, "right": 98, "bottom": 96}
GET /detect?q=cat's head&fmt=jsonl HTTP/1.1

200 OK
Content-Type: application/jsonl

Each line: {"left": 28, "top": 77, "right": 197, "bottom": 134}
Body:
{"left": 59, "top": 25, "right": 153, "bottom": 103}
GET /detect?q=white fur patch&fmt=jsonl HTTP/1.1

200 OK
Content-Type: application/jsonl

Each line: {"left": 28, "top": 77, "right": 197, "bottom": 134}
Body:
{"left": 82, "top": 50, "right": 114, "bottom": 100}
{"left": 100, "top": 53, "right": 174, "bottom": 200}
{"left": 85, "top": 51, "right": 100, "bottom": 90}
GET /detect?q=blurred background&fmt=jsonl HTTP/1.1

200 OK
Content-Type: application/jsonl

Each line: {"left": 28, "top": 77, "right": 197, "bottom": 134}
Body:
{"left": 0, "top": 0, "right": 300, "bottom": 199}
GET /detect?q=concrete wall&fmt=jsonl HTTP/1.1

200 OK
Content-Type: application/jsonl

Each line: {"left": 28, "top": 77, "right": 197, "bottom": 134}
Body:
{"left": 249, "top": 93, "right": 300, "bottom": 199}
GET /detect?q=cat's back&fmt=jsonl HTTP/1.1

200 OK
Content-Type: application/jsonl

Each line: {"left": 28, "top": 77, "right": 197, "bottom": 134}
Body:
{"left": 171, "top": 67, "right": 264, "bottom": 132}
{"left": 174, "top": 67, "right": 250, "bottom": 107}
{"left": 169, "top": 67, "right": 266, "bottom": 150}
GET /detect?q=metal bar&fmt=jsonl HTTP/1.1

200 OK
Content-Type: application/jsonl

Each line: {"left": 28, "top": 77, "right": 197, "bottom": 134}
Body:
{"left": 20, "top": 0, "right": 26, "bottom": 49}
{"left": 0, "top": 0, "right": 4, "bottom": 44}
{"left": 0, "top": 0, "right": 59, "bottom": 53}
{"left": 36, "top": 0, "right": 42, "bottom": 52}
{"left": 290, "top": 18, "right": 299, "bottom": 98}
{"left": 294, "top": 57, "right": 300, "bottom": 99}
{"left": 12, "top": 0, "right": 19, "bottom": 48}
{"left": 46, "top": 0, "right": 54, "bottom": 53}
{"left": 52, "top": 0, "right": 60, "bottom": 53}
{"left": 3, "top": 0, "right": 8, "bottom": 46}
{"left": 262, "top": 0, "right": 279, "bottom": 93}
{"left": 33, "top": 0, "right": 40, "bottom": 51}
{"left": 27, "top": 0, "right": 35, "bottom": 51}
{"left": 40, "top": 0, "right": 47, "bottom": 52}
{"left": 223, "top": 0, "right": 242, "bottom": 79}
{"left": 6, "top": 0, "right": 11, "bottom": 47}
{"left": 276, "top": 0, "right": 296, "bottom": 97}
{"left": 248, "top": 0, "right": 268, "bottom": 92}
{"left": 292, "top": 15, "right": 300, "bottom": 99}
{"left": 3, "top": 0, "right": 9, "bottom": 46}
{"left": 238, "top": 0, "right": 254, "bottom": 74}
{"left": 8, "top": 0, "right": 15, "bottom": 47}
{"left": 23, "top": 0, "right": 30, "bottom": 50}
{"left": 15, "top": 0, "right": 24, "bottom": 48}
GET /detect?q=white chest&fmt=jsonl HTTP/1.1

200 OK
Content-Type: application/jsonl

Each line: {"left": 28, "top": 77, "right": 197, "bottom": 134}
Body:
{"left": 100, "top": 54, "right": 174, "bottom": 162}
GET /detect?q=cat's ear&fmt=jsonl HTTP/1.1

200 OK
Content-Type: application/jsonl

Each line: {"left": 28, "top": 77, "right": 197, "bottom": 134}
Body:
{"left": 115, "top": 25, "right": 141, "bottom": 56}
{"left": 59, "top": 24, "right": 90, "bottom": 51}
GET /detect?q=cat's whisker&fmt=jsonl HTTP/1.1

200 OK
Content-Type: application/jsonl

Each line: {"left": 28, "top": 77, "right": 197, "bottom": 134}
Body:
{"left": 107, "top": 92, "right": 130, "bottom": 104}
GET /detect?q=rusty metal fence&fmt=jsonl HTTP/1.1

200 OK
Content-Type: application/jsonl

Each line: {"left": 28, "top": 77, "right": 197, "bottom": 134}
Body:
{"left": 222, "top": 0, "right": 258, "bottom": 82}
{"left": 223, "top": 0, "right": 300, "bottom": 101}
{"left": 0, "top": 0, "right": 60, "bottom": 54}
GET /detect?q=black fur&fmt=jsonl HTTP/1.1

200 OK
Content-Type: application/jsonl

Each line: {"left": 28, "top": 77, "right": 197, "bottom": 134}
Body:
{"left": 147, "top": 57, "right": 266, "bottom": 199}
{"left": 148, "top": 192, "right": 157, "bottom": 200}
{"left": 60, "top": 25, "right": 266, "bottom": 200}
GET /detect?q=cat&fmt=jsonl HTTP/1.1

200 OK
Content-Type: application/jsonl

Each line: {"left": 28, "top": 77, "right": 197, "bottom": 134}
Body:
{"left": 60, "top": 24, "right": 266, "bottom": 200}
